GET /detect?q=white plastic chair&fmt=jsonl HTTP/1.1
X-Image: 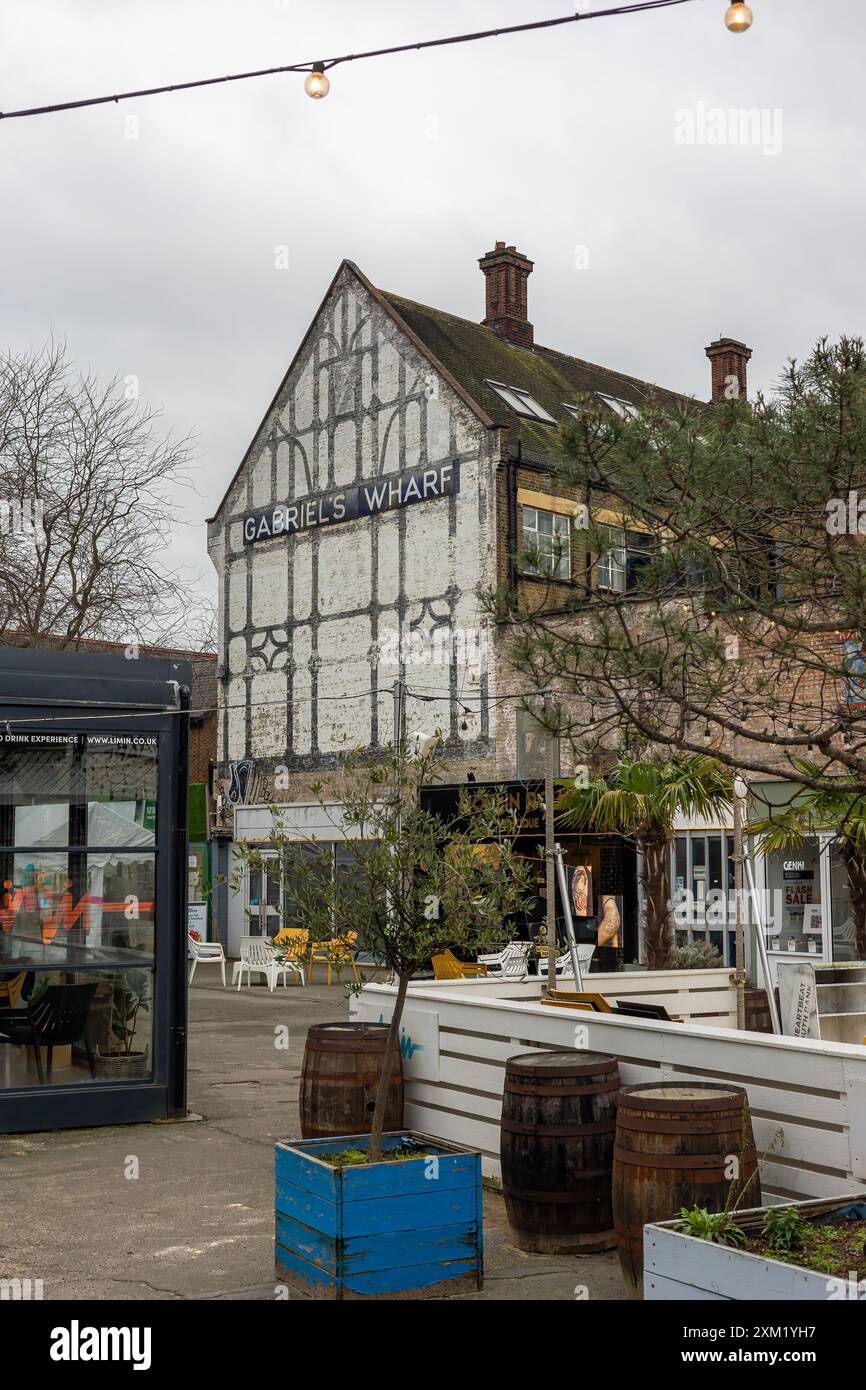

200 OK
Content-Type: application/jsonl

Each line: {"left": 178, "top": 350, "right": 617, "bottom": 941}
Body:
{"left": 188, "top": 935, "right": 227, "bottom": 987}
{"left": 232, "top": 936, "right": 293, "bottom": 992}
{"left": 537, "top": 943, "right": 595, "bottom": 978}
{"left": 477, "top": 941, "right": 532, "bottom": 979}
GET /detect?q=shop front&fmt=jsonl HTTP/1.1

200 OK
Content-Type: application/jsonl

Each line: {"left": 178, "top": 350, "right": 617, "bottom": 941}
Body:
{"left": 748, "top": 780, "right": 862, "bottom": 988}
{"left": 227, "top": 801, "right": 373, "bottom": 958}
{"left": 420, "top": 780, "right": 639, "bottom": 965}
{"left": 751, "top": 832, "right": 860, "bottom": 985}
{"left": 0, "top": 649, "right": 189, "bottom": 1133}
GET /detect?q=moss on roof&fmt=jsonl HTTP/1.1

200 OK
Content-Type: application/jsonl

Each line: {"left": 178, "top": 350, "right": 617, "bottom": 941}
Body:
{"left": 382, "top": 290, "right": 693, "bottom": 466}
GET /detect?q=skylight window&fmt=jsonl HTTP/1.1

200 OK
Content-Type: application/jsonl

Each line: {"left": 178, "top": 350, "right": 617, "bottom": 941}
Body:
{"left": 593, "top": 392, "right": 641, "bottom": 420}
{"left": 486, "top": 380, "right": 556, "bottom": 424}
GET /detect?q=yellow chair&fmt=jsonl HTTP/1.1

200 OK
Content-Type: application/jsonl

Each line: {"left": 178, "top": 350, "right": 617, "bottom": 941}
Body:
{"left": 307, "top": 931, "right": 360, "bottom": 986}
{"left": 544, "top": 989, "right": 613, "bottom": 1012}
{"left": 0, "top": 971, "right": 26, "bottom": 1008}
{"left": 272, "top": 928, "right": 309, "bottom": 985}
{"left": 431, "top": 950, "right": 488, "bottom": 981}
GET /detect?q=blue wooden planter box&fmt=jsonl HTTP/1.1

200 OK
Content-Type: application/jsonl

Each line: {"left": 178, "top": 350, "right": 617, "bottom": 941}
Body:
{"left": 275, "top": 1131, "right": 483, "bottom": 1299}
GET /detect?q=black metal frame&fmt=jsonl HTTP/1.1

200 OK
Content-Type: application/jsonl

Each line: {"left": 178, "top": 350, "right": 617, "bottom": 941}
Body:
{"left": 0, "top": 648, "right": 189, "bottom": 1133}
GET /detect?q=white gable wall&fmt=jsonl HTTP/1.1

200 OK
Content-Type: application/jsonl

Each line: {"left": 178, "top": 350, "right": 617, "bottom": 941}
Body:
{"left": 207, "top": 264, "right": 500, "bottom": 798}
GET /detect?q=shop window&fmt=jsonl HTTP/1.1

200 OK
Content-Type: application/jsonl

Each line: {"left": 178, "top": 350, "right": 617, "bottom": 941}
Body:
{"left": 763, "top": 842, "right": 823, "bottom": 958}
{"left": 670, "top": 830, "right": 737, "bottom": 965}
{"left": 829, "top": 845, "right": 858, "bottom": 961}
{"left": 517, "top": 710, "right": 560, "bottom": 780}
{"left": 521, "top": 506, "right": 571, "bottom": 581}
{"left": 247, "top": 840, "right": 381, "bottom": 949}
{"left": 0, "top": 733, "right": 158, "bottom": 1091}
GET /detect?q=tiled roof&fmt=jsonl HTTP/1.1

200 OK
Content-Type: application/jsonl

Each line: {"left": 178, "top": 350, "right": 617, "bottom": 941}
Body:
{"left": 382, "top": 290, "right": 692, "bottom": 466}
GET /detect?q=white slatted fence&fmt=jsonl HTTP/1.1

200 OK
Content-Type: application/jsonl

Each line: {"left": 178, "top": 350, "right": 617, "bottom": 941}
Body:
{"left": 352, "top": 981, "right": 866, "bottom": 1205}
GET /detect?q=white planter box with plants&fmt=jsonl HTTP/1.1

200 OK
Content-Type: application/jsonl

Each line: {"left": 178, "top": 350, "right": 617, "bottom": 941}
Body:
{"left": 644, "top": 1196, "right": 866, "bottom": 1300}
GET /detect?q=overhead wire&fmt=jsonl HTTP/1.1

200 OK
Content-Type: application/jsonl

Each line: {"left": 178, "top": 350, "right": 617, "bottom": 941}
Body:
{"left": 0, "top": 3, "right": 699, "bottom": 123}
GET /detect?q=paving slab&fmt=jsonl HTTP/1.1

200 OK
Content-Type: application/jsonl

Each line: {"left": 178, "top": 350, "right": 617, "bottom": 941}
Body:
{"left": 0, "top": 974, "right": 626, "bottom": 1301}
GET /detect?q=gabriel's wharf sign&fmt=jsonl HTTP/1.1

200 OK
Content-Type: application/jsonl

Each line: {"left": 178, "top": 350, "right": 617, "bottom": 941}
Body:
{"left": 243, "top": 458, "right": 460, "bottom": 545}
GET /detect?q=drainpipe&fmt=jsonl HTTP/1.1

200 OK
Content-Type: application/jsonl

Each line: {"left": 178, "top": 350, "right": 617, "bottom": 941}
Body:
{"left": 544, "top": 689, "right": 557, "bottom": 992}
{"left": 507, "top": 454, "right": 518, "bottom": 593}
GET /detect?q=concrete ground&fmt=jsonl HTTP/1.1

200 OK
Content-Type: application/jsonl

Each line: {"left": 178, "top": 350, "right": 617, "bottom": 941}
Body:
{"left": 0, "top": 973, "right": 624, "bottom": 1300}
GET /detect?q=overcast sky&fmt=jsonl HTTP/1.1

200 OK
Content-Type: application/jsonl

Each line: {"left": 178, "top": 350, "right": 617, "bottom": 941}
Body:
{"left": 3, "top": 0, "right": 864, "bottom": 622}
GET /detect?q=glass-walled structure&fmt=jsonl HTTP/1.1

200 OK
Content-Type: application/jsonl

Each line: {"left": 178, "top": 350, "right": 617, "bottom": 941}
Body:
{"left": 0, "top": 649, "right": 189, "bottom": 1132}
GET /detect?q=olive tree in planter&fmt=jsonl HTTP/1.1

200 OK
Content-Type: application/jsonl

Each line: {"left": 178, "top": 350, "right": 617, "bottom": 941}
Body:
{"left": 237, "top": 739, "right": 532, "bottom": 1298}
{"left": 239, "top": 737, "right": 531, "bottom": 1160}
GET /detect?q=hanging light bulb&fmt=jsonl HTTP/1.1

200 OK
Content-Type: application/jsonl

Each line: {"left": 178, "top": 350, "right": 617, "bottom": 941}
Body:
{"left": 304, "top": 63, "right": 330, "bottom": 99}
{"left": 724, "top": 2, "right": 753, "bottom": 32}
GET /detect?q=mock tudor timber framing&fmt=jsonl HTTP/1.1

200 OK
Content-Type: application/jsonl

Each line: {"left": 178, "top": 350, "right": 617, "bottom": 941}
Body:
{"left": 208, "top": 261, "right": 496, "bottom": 786}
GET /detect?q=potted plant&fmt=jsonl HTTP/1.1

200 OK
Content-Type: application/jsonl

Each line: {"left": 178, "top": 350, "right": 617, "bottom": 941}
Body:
{"left": 91, "top": 970, "right": 151, "bottom": 1078}
{"left": 644, "top": 1195, "right": 866, "bottom": 1300}
{"left": 670, "top": 941, "right": 723, "bottom": 970}
{"left": 236, "top": 737, "right": 531, "bottom": 1299}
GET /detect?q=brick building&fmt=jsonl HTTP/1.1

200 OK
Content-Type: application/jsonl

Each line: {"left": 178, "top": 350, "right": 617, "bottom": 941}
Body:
{"left": 207, "top": 243, "right": 758, "bottom": 959}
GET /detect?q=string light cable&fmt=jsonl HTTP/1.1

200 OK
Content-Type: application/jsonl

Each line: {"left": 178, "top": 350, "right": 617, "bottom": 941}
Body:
{"left": 0, "top": 2, "right": 752, "bottom": 124}
{"left": 0, "top": 683, "right": 598, "bottom": 728}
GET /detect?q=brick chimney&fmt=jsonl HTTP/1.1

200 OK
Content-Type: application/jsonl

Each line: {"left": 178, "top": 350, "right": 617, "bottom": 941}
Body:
{"left": 479, "top": 241, "right": 534, "bottom": 349}
{"left": 705, "top": 336, "right": 752, "bottom": 403}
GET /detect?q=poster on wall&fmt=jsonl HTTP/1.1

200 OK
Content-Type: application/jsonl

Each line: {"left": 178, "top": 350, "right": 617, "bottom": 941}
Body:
{"left": 188, "top": 901, "right": 208, "bottom": 942}
{"left": 777, "top": 961, "right": 821, "bottom": 1039}
{"left": 565, "top": 864, "right": 594, "bottom": 918}
{"left": 558, "top": 865, "right": 593, "bottom": 944}
{"left": 597, "top": 894, "right": 623, "bottom": 949}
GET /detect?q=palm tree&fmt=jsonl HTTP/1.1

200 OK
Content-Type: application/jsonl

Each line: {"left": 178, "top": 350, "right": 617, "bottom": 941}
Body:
{"left": 748, "top": 764, "right": 866, "bottom": 961}
{"left": 557, "top": 756, "right": 733, "bottom": 970}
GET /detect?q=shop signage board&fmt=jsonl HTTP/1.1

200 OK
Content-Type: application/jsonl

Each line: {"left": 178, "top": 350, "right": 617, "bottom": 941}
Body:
{"left": 777, "top": 960, "right": 821, "bottom": 1039}
{"left": 243, "top": 458, "right": 460, "bottom": 546}
{"left": 421, "top": 780, "right": 551, "bottom": 836}
{"left": 188, "top": 901, "right": 208, "bottom": 941}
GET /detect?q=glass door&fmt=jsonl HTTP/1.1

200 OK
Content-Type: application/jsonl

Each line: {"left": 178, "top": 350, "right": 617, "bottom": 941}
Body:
{"left": 246, "top": 852, "right": 281, "bottom": 940}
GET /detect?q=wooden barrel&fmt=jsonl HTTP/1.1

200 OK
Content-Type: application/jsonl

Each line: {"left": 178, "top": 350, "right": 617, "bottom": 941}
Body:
{"left": 500, "top": 1050, "right": 620, "bottom": 1254}
{"left": 612, "top": 1082, "right": 761, "bottom": 1297}
{"left": 300, "top": 1022, "right": 403, "bottom": 1139}
{"left": 744, "top": 988, "right": 773, "bottom": 1034}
